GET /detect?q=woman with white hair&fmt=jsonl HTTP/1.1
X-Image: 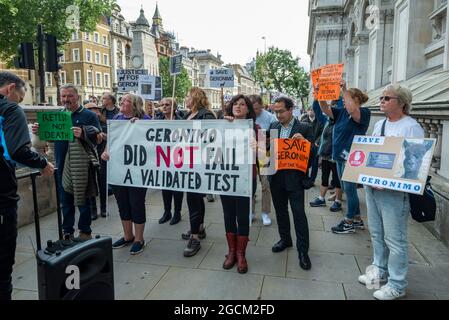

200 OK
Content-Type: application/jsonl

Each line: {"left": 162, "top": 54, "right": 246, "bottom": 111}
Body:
{"left": 359, "top": 84, "right": 424, "bottom": 300}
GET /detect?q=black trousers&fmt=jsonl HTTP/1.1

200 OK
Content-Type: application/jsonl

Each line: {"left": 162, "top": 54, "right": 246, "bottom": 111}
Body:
{"left": 321, "top": 159, "right": 341, "bottom": 188}
{"left": 220, "top": 195, "right": 250, "bottom": 236}
{"left": 112, "top": 186, "right": 147, "bottom": 224}
{"left": 162, "top": 190, "right": 184, "bottom": 215}
{"left": 187, "top": 192, "right": 205, "bottom": 234}
{"left": 270, "top": 181, "right": 309, "bottom": 254}
{"left": 0, "top": 206, "right": 17, "bottom": 300}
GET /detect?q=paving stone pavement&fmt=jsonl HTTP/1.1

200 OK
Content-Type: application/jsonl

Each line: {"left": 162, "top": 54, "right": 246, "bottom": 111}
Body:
{"left": 12, "top": 183, "right": 449, "bottom": 300}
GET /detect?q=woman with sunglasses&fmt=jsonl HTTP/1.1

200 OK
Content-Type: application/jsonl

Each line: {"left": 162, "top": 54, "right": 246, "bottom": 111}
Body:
{"left": 316, "top": 81, "right": 371, "bottom": 234}
{"left": 155, "top": 98, "right": 184, "bottom": 226}
{"left": 359, "top": 84, "right": 423, "bottom": 300}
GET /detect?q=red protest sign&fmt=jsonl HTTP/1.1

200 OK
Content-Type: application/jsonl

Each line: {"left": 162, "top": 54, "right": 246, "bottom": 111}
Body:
{"left": 275, "top": 138, "right": 311, "bottom": 173}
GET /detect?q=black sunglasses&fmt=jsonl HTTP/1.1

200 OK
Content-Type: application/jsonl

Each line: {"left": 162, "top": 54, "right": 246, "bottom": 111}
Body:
{"left": 380, "top": 96, "right": 400, "bottom": 102}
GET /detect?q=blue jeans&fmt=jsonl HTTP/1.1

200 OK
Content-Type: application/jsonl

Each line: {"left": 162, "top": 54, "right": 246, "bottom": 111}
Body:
{"left": 309, "top": 155, "right": 319, "bottom": 182}
{"left": 364, "top": 186, "right": 409, "bottom": 292}
{"left": 336, "top": 161, "right": 360, "bottom": 219}
{"left": 56, "top": 174, "right": 92, "bottom": 235}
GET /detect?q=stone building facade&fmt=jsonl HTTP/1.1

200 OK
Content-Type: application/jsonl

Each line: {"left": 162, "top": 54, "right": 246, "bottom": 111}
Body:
{"left": 308, "top": 0, "right": 449, "bottom": 246}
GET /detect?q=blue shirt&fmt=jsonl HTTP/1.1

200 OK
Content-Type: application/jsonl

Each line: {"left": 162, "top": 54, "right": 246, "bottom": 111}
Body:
{"left": 54, "top": 106, "right": 101, "bottom": 175}
{"left": 331, "top": 106, "right": 371, "bottom": 162}
{"left": 256, "top": 110, "right": 276, "bottom": 131}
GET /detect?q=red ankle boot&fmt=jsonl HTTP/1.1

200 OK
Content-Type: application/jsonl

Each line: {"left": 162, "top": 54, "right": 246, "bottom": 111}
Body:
{"left": 236, "top": 235, "right": 249, "bottom": 274}
{"left": 223, "top": 233, "right": 237, "bottom": 269}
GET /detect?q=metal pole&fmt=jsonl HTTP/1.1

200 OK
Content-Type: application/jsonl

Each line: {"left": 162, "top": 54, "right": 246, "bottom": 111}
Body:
{"left": 31, "top": 173, "right": 42, "bottom": 251}
{"left": 37, "top": 25, "right": 45, "bottom": 104}
{"left": 170, "top": 75, "right": 176, "bottom": 120}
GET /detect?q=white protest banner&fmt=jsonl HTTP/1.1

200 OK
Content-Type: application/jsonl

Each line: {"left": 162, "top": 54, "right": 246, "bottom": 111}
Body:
{"left": 107, "top": 120, "right": 254, "bottom": 197}
{"left": 117, "top": 69, "right": 148, "bottom": 92}
{"left": 209, "top": 68, "right": 235, "bottom": 88}
{"left": 342, "top": 136, "right": 436, "bottom": 195}
{"left": 138, "top": 75, "right": 163, "bottom": 101}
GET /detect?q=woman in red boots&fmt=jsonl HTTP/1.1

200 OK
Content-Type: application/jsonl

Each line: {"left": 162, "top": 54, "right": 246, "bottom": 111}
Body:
{"left": 221, "top": 94, "right": 258, "bottom": 273}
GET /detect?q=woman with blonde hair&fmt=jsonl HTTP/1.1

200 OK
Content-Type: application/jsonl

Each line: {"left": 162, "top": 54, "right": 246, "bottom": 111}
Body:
{"left": 101, "top": 93, "right": 151, "bottom": 255}
{"left": 181, "top": 87, "right": 216, "bottom": 257}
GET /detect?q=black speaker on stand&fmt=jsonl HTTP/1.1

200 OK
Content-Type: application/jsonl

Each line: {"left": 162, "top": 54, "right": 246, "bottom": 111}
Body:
{"left": 24, "top": 170, "right": 114, "bottom": 300}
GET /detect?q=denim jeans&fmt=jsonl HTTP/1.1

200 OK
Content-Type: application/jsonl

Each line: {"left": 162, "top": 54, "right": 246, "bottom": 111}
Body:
{"left": 364, "top": 186, "right": 409, "bottom": 292}
{"left": 309, "top": 155, "right": 319, "bottom": 182}
{"left": 56, "top": 174, "right": 92, "bottom": 235}
{"left": 336, "top": 161, "right": 360, "bottom": 219}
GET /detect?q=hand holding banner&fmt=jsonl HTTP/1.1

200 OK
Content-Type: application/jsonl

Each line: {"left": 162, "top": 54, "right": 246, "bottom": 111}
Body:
{"left": 275, "top": 138, "right": 311, "bottom": 173}
{"left": 37, "top": 111, "right": 74, "bottom": 141}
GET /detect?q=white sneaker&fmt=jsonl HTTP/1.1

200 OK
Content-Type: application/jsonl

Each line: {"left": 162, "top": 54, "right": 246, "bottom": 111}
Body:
{"left": 358, "top": 265, "right": 388, "bottom": 289}
{"left": 373, "top": 284, "right": 406, "bottom": 300}
{"left": 261, "top": 213, "right": 272, "bottom": 226}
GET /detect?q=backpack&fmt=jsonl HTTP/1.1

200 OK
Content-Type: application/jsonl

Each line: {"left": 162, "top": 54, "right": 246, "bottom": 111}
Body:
{"left": 381, "top": 119, "right": 436, "bottom": 222}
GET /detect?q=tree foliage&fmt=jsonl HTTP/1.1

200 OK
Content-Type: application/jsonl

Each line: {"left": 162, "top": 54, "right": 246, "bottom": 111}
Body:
{"left": 159, "top": 56, "right": 192, "bottom": 103}
{"left": 0, "top": 0, "right": 116, "bottom": 63}
{"left": 254, "top": 47, "right": 310, "bottom": 106}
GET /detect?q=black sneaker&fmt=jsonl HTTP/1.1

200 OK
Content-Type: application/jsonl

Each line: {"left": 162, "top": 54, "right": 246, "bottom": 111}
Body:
{"left": 181, "top": 228, "right": 206, "bottom": 240}
{"left": 183, "top": 238, "right": 201, "bottom": 257}
{"left": 130, "top": 241, "right": 145, "bottom": 255}
{"left": 309, "top": 197, "right": 326, "bottom": 207}
{"left": 331, "top": 220, "right": 355, "bottom": 234}
{"left": 330, "top": 201, "right": 342, "bottom": 212}
{"left": 159, "top": 211, "right": 172, "bottom": 224}
{"left": 112, "top": 237, "right": 135, "bottom": 249}
{"left": 353, "top": 219, "right": 365, "bottom": 230}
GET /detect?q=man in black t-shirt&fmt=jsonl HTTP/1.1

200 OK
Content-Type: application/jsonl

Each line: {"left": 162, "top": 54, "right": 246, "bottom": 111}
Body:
{"left": 0, "top": 72, "right": 54, "bottom": 300}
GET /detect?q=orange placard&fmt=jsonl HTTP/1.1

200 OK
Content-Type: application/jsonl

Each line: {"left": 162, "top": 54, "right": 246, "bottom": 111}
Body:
{"left": 311, "top": 68, "right": 322, "bottom": 99}
{"left": 316, "top": 63, "right": 344, "bottom": 101}
{"left": 275, "top": 138, "right": 311, "bottom": 173}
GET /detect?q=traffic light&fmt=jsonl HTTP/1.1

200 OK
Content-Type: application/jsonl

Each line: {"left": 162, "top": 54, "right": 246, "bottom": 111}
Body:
{"left": 13, "top": 42, "right": 35, "bottom": 69}
{"left": 45, "top": 34, "right": 64, "bottom": 72}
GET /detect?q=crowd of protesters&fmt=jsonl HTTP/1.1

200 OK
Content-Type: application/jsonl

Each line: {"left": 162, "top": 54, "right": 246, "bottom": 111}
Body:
{"left": 0, "top": 67, "right": 427, "bottom": 300}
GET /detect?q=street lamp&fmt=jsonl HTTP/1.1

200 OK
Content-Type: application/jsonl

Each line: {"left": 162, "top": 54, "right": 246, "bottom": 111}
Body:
{"left": 89, "top": 64, "right": 94, "bottom": 99}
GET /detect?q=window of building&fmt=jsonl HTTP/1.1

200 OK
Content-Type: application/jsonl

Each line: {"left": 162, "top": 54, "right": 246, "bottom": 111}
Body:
{"left": 74, "top": 70, "right": 81, "bottom": 85}
{"left": 104, "top": 73, "right": 109, "bottom": 88}
{"left": 103, "top": 54, "right": 109, "bottom": 66}
{"left": 85, "top": 32, "right": 90, "bottom": 41}
{"left": 73, "top": 48, "right": 80, "bottom": 62}
{"left": 60, "top": 71, "right": 66, "bottom": 85}
{"left": 47, "top": 96, "right": 53, "bottom": 105}
{"left": 96, "top": 72, "right": 102, "bottom": 87}
{"left": 94, "top": 32, "right": 99, "bottom": 43}
{"left": 87, "top": 70, "right": 93, "bottom": 86}
{"left": 71, "top": 32, "right": 79, "bottom": 40}
{"left": 74, "top": 70, "right": 81, "bottom": 86}
{"left": 95, "top": 52, "right": 100, "bottom": 64}
{"left": 59, "top": 51, "right": 65, "bottom": 63}
{"left": 45, "top": 72, "right": 52, "bottom": 87}
{"left": 160, "top": 45, "right": 165, "bottom": 53}
{"left": 103, "top": 35, "right": 108, "bottom": 46}
{"left": 86, "top": 49, "right": 92, "bottom": 62}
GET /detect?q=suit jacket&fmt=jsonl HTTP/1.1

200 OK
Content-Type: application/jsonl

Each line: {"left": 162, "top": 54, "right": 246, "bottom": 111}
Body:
{"left": 267, "top": 118, "right": 315, "bottom": 191}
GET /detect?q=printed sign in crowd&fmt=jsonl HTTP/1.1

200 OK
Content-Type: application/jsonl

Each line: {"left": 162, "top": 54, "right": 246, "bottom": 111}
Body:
{"left": 117, "top": 69, "right": 149, "bottom": 92}
{"left": 275, "top": 138, "right": 311, "bottom": 173}
{"left": 342, "top": 135, "right": 436, "bottom": 195}
{"left": 107, "top": 120, "right": 254, "bottom": 197}
{"left": 37, "top": 111, "right": 74, "bottom": 141}
{"left": 209, "top": 68, "right": 235, "bottom": 88}
{"left": 312, "top": 63, "right": 344, "bottom": 100}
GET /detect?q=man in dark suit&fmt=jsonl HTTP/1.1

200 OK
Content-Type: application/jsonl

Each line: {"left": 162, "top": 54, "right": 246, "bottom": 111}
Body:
{"left": 268, "top": 97, "right": 314, "bottom": 270}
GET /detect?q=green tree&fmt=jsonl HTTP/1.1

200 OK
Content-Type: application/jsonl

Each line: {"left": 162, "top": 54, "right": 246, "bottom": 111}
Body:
{"left": 254, "top": 47, "right": 310, "bottom": 107}
{"left": 159, "top": 56, "right": 192, "bottom": 104}
{"left": 0, "top": 0, "right": 116, "bottom": 62}
{"left": 0, "top": 0, "right": 116, "bottom": 104}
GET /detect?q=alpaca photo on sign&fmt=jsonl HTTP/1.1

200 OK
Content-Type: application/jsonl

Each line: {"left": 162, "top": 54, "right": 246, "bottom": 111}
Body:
{"left": 394, "top": 139, "right": 434, "bottom": 181}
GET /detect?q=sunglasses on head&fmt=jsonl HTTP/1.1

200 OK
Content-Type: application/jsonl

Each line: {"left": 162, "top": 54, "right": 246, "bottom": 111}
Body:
{"left": 380, "top": 96, "right": 400, "bottom": 102}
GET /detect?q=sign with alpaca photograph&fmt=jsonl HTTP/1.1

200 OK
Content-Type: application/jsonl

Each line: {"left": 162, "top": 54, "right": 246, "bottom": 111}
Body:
{"left": 341, "top": 136, "right": 436, "bottom": 195}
